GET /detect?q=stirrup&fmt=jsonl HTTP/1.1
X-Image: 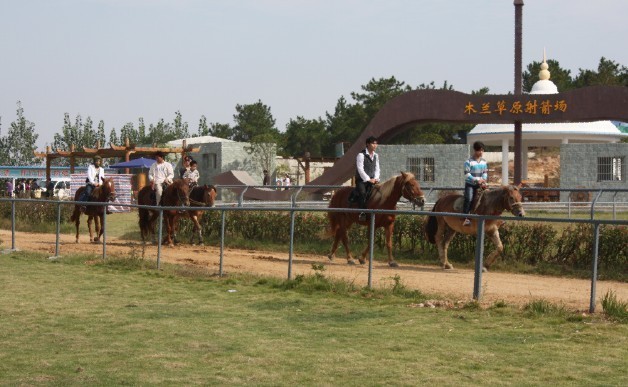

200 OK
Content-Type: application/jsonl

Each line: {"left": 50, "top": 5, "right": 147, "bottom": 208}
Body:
{"left": 358, "top": 212, "right": 367, "bottom": 222}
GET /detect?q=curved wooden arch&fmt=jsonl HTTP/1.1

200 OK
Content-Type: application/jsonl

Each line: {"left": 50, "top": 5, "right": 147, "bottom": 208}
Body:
{"left": 226, "top": 86, "right": 628, "bottom": 198}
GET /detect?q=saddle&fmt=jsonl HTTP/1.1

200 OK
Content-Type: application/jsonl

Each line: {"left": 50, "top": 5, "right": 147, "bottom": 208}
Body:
{"left": 347, "top": 184, "right": 373, "bottom": 207}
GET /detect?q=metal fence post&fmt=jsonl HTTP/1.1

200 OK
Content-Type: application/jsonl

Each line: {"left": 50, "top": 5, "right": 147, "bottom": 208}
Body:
{"left": 473, "top": 218, "right": 486, "bottom": 300}
{"left": 11, "top": 199, "right": 16, "bottom": 251}
{"left": 219, "top": 209, "right": 225, "bottom": 277}
{"left": 288, "top": 209, "right": 296, "bottom": 280}
{"left": 589, "top": 223, "right": 600, "bottom": 313}
{"left": 156, "top": 209, "right": 163, "bottom": 270}
{"left": 102, "top": 205, "right": 107, "bottom": 260}
{"left": 52, "top": 202, "right": 61, "bottom": 258}
{"left": 368, "top": 211, "right": 376, "bottom": 289}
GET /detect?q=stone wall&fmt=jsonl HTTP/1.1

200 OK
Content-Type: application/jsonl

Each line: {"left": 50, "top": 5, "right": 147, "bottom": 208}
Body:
{"left": 377, "top": 144, "right": 469, "bottom": 198}
{"left": 560, "top": 143, "right": 628, "bottom": 202}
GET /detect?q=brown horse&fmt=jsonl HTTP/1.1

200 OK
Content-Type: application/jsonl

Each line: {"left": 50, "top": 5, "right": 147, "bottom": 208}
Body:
{"left": 184, "top": 184, "right": 217, "bottom": 245}
{"left": 328, "top": 172, "right": 425, "bottom": 267}
{"left": 70, "top": 178, "right": 116, "bottom": 243}
{"left": 137, "top": 179, "right": 190, "bottom": 246}
{"left": 425, "top": 185, "right": 525, "bottom": 271}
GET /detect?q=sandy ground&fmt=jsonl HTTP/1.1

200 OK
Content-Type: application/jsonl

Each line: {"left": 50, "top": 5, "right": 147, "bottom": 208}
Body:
{"left": 1, "top": 228, "right": 626, "bottom": 311}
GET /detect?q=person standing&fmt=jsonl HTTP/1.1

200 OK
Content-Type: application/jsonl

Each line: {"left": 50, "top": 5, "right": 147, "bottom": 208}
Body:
{"left": 80, "top": 155, "right": 106, "bottom": 211}
{"left": 148, "top": 151, "right": 174, "bottom": 205}
{"left": 6, "top": 180, "right": 13, "bottom": 198}
{"left": 262, "top": 170, "right": 270, "bottom": 186}
{"left": 283, "top": 173, "right": 291, "bottom": 191}
{"left": 462, "top": 141, "right": 488, "bottom": 226}
{"left": 355, "top": 136, "right": 380, "bottom": 222}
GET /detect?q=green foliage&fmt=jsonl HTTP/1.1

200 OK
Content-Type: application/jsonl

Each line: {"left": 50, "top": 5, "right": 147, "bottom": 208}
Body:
{"left": 232, "top": 100, "right": 279, "bottom": 142}
{"left": 0, "top": 101, "right": 40, "bottom": 166}
{"left": 601, "top": 290, "right": 628, "bottom": 323}
{"left": 524, "top": 299, "right": 567, "bottom": 318}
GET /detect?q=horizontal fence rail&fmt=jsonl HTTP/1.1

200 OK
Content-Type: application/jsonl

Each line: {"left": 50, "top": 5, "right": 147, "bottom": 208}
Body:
{"left": 1, "top": 195, "right": 627, "bottom": 313}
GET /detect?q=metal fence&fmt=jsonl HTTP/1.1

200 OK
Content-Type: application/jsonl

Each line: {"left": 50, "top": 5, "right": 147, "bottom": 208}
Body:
{"left": 1, "top": 188, "right": 627, "bottom": 313}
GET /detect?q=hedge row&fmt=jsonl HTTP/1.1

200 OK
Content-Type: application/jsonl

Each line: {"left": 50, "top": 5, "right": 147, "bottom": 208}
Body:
{"left": 177, "top": 210, "right": 627, "bottom": 275}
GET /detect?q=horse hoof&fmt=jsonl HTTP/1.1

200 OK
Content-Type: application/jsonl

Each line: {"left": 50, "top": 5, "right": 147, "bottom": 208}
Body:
{"left": 347, "top": 260, "right": 356, "bottom": 265}
{"left": 358, "top": 259, "right": 366, "bottom": 265}
{"left": 482, "top": 267, "right": 489, "bottom": 273}
{"left": 443, "top": 263, "right": 454, "bottom": 270}
{"left": 327, "top": 254, "right": 334, "bottom": 261}
{"left": 388, "top": 261, "right": 399, "bottom": 268}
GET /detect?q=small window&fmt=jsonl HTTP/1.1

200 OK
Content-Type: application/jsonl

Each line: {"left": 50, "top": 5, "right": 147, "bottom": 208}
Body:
{"left": 422, "top": 157, "right": 435, "bottom": 182}
{"left": 597, "top": 156, "right": 624, "bottom": 182}
{"left": 406, "top": 157, "right": 435, "bottom": 182}
{"left": 202, "top": 154, "right": 210, "bottom": 170}
{"left": 202, "top": 153, "right": 217, "bottom": 170}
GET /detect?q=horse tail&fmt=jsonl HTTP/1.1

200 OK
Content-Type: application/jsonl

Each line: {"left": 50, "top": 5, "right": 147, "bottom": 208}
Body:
{"left": 70, "top": 211, "right": 78, "bottom": 223}
{"left": 425, "top": 203, "right": 439, "bottom": 244}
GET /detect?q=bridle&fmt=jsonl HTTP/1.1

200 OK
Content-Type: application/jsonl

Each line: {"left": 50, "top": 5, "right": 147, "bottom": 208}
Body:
{"left": 504, "top": 186, "right": 524, "bottom": 216}
{"left": 402, "top": 181, "right": 425, "bottom": 206}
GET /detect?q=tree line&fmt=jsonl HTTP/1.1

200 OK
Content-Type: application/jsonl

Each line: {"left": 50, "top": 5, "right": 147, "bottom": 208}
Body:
{"left": 1, "top": 57, "right": 626, "bottom": 167}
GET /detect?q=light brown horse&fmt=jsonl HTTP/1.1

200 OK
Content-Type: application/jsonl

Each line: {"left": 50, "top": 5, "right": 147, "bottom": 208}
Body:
{"left": 184, "top": 184, "right": 217, "bottom": 245}
{"left": 328, "top": 172, "right": 425, "bottom": 267}
{"left": 70, "top": 178, "right": 116, "bottom": 243}
{"left": 425, "top": 185, "right": 525, "bottom": 271}
{"left": 137, "top": 179, "right": 190, "bottom": 246}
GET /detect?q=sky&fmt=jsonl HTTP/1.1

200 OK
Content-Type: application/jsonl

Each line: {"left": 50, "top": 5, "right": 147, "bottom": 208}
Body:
{"left": 1, "top": 0, "right": 627, "bottom": 150}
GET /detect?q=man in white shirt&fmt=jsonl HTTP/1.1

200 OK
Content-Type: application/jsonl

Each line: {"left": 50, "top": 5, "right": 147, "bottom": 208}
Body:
{"left": 80, "top": 155, "right": 105, "bottom": 211}
{"left": 355, "top": 136, "right": 380, "bottom": 221}
{"left": 148, "top": 151, "right": 174, "bottom": 205}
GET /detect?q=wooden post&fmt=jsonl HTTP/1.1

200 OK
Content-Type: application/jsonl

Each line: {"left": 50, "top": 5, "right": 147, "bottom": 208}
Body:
{"left": 69, "top": 144, "right": 76, "bottom": 174}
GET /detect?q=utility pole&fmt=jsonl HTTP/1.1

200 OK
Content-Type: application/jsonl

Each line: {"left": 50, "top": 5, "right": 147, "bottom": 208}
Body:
{"left": 513, "top": 0, "right": 524, "bottom": 185}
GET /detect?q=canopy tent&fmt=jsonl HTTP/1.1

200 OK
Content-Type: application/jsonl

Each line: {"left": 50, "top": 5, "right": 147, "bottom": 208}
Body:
{"left": 109, "top": 157, "right": 155, "bottom": 169}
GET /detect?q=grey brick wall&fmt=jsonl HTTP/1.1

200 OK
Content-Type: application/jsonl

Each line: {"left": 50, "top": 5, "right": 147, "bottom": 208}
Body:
{"left": 560, "top": 143, "right": 628, "bottom": 202}
{"left": 377, "top": 144, "right": 470, "bottom": 189}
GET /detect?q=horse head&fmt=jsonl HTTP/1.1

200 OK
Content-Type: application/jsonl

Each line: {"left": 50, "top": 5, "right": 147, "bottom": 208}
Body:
{"left": 202, "top": 185, "right": 217, "bottom": 207}
{"left": 175, "top": 179, "right": 191, "bottom": 206}
{"left": 504, "top": 185, "right": 525, "bottom": 217}
{"left": 400, "top": 171, "right": 425, "bottom": 207}
{"left": 100, "top": 178, "right": 116, "bottom": 202}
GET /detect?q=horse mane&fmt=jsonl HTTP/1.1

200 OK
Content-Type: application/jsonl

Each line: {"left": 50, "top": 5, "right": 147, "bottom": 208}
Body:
{"left": 374, "top": 172, "right": 415, "bottom": 202}
{"left": 93, "top": 178, "right": 115, "bottom": 201}
{"left": 478, "top": 185, "right": 519, "bottom": 215}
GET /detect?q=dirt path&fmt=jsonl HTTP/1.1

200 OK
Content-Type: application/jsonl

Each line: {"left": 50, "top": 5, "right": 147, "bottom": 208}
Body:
{"left": 1, "top": 229, "right": 626, "bottom": 311}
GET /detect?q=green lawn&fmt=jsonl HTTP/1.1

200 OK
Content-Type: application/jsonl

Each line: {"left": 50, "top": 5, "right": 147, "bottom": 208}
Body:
{"left": 0, "top": 251, "right": 626, "bottom": 385}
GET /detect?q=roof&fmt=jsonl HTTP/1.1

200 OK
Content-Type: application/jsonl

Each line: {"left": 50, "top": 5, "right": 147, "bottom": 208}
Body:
{"left": 167, "top": 135, "right": 234, "bottom": 147}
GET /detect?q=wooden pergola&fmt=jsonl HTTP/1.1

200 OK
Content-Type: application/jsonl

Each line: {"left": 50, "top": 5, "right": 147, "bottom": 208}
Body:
{"left": 34, "top": 138, "right": 199, "bottom": 181}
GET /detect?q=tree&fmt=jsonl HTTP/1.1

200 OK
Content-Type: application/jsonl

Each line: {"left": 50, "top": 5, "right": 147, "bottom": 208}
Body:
{"left": 109, "top": 127, "right": 119, "bottom": 147}
{"left": 208, "top": 122, "right": 234, "bottom": 139}
{"left": 0, "top": 101, "right": 40, "bottom": 166}
{"left": 351, "top": 76, "right": 412, "bottom": 121}
{"left": 173, "top": 110, "right": 189, "bottom": 139}
{"left": 523, "top": 59, "right": 574, "bottom": 92}
{"left": 232, "top": 100, "right": 280, "bottom": 142}
{"left": 97, "top": 120, "right": 106, "bottom": 148}
{"left": 82, "top": 116, "right": 96, "bottom": 148}
{"left": 284, "top": 116, "right": 328, "bottom": 158}
{"left": 197, "top": 115, "right": 209, "bottom": 137}
{"left": 325, "top": 96, "right": 367, "bottom": 156}
{"left": 138, "top": 118, "right": 146, "bottom": 144}
{"left": 244, "top": 133, "right": 277, "bottom": 177}
{"left": 573, "top": 57, "right": 628, "bottom": 88}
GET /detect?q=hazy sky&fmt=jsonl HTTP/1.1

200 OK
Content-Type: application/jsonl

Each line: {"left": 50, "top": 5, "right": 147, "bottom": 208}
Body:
{"left": 1, "top": 0, "right": 626, "bottom": 149}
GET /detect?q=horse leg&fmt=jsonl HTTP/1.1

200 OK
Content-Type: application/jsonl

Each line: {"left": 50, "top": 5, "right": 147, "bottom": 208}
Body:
{"left": 94, "top": 215, "right": 103, "bottom": 243}
{"left": 87, "top": 216, "right": 94, "bottom": 243}
{"left": 340, "top": 229, "right": 356, "bottom": 265}
{"left": 385, "top": 224, "right": 397, "bottom": 267}
{"left": 483, "top": 229, "right": 504, "bottom": 271}
{"left": 436, "top": 221, "right": 456, "bottom": 269}
{"left": 192, "top": 215, "right": 203, "bottom": 245}
{"left": 74, "top": 212, "right": 81, "bottom": 244}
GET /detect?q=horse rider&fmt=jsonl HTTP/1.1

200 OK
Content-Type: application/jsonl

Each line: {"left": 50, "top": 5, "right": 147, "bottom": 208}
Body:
{"left": 183, "top": 159, "right": 200, "bottom": 188}
{"left": 355, "top": 136, "right": 380, "bottom": 222}
{"left": 148, "top": 151, "right": 174, "bottom": 206}
{"left": 179, "top": 155, "right": 193, "bottom": 178}
{"left": 462, "top": 141, "right": 488, "bottom": 226}
{"left": 80, "top": 155, "right": 106, "bottom": 212}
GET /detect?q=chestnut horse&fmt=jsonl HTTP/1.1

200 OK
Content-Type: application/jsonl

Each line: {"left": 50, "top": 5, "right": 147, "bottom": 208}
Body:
{"left": 137, "top": 179, "right": 190, "bottom": 246}
{"left": 425, "top": 185, "right": 525, "bottom": 271}
{"left": 328, "top": 172, "right": 425, "bottom": 267}
{"left": 184, "top": 184, "right": 217, "bottom": 245}
{"left": 70, "top": 178, "right": 116, "bottom": 243}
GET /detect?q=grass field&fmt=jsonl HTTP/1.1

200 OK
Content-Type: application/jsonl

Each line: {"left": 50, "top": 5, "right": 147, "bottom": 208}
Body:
{"left": 1, "top": 251, "right": 626, "bottom": 385}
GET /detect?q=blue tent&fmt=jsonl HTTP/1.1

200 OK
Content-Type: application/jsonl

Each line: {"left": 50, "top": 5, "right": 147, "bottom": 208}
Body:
{"left": 109, "top": 157, "right": 156, "bottom": 169}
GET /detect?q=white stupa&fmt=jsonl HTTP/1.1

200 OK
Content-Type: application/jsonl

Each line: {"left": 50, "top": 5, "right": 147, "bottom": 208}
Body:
{"left": 467, "top": 51, "right": 627, "bottom": 183}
